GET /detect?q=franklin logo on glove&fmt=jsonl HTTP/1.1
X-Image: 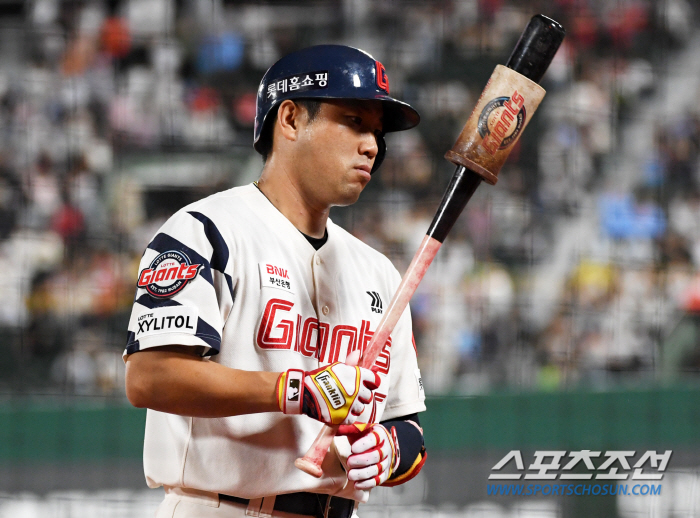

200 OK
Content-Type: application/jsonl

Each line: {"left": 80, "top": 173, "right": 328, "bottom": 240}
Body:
{"left": 277, "top": 362, "right": 380, "bottom": 426}
{"left": 314, "top": 372, "right": 345, "bottom": 409}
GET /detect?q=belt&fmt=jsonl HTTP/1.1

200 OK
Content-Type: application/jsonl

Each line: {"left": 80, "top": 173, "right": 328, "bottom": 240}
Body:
{"left": 218, "top": 492, "right": 355, "bottom": 518}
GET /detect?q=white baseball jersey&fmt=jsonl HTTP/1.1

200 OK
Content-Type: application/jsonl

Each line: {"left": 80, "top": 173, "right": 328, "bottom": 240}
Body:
{"left": 125, "top": 184, "right": 426, "bottom": 502}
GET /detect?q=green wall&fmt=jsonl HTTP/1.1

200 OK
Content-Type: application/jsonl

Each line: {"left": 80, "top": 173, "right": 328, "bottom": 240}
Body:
{"left": 1, "top": 386, "right": 699, "bottom": 462}
{"left": 422, "top": 386, "right": 700, "bottom": 452}
{"left": 0, "top": 403, "right": 145, "bottom": 462}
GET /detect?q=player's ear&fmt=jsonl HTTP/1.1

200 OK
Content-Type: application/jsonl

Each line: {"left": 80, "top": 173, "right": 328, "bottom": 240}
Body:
{"left": 276, "top": 100, "right": 302, "bottom": 143}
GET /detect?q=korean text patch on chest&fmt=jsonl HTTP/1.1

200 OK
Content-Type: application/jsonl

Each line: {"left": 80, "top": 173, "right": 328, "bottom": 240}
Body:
{"left": 259, "top": 262, "right": 294, "bottom": 294}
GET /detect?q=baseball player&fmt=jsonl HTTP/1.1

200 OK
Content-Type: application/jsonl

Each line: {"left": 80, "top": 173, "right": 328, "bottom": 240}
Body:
{"left": 124, "top": 45, "right": 427, "bottom": 518}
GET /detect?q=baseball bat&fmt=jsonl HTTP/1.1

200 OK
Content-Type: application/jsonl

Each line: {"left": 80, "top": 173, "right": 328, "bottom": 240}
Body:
{"left": 295, "top": 14, "right": 565, "bottom": 478}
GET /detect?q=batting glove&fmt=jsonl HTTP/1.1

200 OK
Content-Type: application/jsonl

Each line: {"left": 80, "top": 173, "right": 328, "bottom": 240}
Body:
{"left": 277, "top": 363, "right": 380, "bottom": 426}
{"left": 337, "top": 423, "right": 400, "bottom": 489}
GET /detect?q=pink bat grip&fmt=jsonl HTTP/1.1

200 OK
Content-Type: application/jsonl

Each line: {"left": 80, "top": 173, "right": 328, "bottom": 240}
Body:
{"left": 294, "top": 235, "right": 442, "bottom": 477}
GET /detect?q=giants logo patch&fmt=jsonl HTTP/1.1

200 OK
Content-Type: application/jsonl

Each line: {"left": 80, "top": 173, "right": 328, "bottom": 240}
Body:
{"left": 477, "top": 90, "right": 526, "bottom": 155}
{"left": 137, "top": 250, "right": 202, "bottom": 299}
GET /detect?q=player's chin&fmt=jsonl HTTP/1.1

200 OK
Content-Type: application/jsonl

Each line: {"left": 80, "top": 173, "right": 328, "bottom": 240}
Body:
{"left": 333, "top": 185, "right": 365, "bottom": 206}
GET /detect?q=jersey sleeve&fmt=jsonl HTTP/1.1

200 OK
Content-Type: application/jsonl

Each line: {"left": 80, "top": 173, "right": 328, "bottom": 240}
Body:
{"left": 124, "top": 209, "right": 235, "bottom": 357}
{"left": 381, "top": 268, "right": 426, "bottom": 420}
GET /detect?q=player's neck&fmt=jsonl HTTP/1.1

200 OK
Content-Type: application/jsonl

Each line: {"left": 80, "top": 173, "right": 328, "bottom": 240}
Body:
{"left": 255, "top": 168, "right": 329, "bottom": 239}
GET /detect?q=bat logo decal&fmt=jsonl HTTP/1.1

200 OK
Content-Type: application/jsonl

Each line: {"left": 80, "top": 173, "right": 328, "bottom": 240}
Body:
{"left": 477, "top": 91, "right": 526, "bottom": 155}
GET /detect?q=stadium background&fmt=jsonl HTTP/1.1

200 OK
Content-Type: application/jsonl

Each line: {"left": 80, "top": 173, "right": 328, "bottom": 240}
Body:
{"left": 0, "top": 0, "right": 699, "bottom": 516}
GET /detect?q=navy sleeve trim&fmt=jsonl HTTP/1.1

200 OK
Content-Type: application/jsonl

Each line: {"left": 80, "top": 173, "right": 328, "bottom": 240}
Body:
{"left": 125, "top": 331, "right": 140, "bottom": 354}
{"left": 126, "top": 295, "right": 222, "bottom": 355}
{"left": 188, "top": 211, "right": 235, "bottom": 303}
{"left": 195, "top": 317, "right": 223, "bottom": 352}
{"left": 134, "top": 294, "right": 180, "bottom": 309}
{"left": 187, "top": 211, "right": 228, "bottom": 272}
{"left": 147, "top": 233, "right": 214, "bottom": 287}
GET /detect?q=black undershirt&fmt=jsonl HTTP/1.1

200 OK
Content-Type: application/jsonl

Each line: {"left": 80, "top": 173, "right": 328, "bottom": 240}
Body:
{"left": 253, "top": 182, "right": 328, "bottom": 250}
{"left": 301, "top": 230, "right": 328, "bottom": 250}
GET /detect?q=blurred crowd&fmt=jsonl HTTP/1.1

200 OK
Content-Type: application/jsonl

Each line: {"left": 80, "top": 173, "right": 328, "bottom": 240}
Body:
{"left": 0, "top": 0, "right": 699, "bottom": 396}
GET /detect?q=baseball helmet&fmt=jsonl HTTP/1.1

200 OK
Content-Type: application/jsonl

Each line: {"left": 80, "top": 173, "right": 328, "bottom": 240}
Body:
{"left": 254, "top": 45, "right": 420, "bottom": 173}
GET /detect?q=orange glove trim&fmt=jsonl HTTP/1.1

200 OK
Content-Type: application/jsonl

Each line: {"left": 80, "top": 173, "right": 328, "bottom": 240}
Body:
{"left": 382, "top": 450, "right": 427, "bottom": 487}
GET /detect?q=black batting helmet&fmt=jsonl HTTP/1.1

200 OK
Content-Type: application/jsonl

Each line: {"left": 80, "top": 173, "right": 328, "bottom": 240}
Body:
{"left": 254, "top": 45, "right": 420, "bottom": 173}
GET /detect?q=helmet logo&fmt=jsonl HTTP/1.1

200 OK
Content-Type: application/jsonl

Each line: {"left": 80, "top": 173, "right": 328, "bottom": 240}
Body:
{"left": 375, "top": 61, "right": 389, "bottom": 93}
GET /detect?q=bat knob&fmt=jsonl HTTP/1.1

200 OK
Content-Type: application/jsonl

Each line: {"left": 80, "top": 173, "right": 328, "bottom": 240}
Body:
{"left": 294, "top": 457, "right": 324, "bottom": 478}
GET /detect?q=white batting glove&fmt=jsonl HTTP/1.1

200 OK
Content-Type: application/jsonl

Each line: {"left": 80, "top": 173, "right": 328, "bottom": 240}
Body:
{"left": 277, "top": 363, "right": 380, "bottom": 426}
{"left": 337, "top": 423, "right": 400, "bottom": 489}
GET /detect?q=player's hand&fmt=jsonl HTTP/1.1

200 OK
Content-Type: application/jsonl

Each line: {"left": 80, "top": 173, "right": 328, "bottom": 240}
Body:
{"left": 337, "top": 423, "right": 400, "bottom": 489}
{"left": 276, "top": 363, "right": 380, "bottom": 425}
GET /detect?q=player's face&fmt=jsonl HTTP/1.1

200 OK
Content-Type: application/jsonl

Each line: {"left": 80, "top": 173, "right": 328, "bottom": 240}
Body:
{"left": 294, "top": 99, "right": 383, "bottom": 207}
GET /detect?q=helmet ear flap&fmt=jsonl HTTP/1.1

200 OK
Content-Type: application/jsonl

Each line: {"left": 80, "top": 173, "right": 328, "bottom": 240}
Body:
{"left": 371, "top": 134, "right": 387, "bottom": 175}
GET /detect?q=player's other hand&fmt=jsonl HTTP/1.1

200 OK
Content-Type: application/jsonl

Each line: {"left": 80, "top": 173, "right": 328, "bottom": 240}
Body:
{"left": 277, "top": 363, "right": 380, "bottom": 425}
{"left": 338, "top": 423, "right": 399, "bottom": 489}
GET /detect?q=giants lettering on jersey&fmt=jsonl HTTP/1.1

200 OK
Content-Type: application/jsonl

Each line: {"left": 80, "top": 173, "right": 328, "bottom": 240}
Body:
{"left": 256, "top": 298, "right": 392, "bottom": 374}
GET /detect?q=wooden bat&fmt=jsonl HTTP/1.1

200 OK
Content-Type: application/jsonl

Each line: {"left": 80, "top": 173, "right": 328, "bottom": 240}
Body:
{"left": 295, "top": 14, "right": 565, "bottom": 478}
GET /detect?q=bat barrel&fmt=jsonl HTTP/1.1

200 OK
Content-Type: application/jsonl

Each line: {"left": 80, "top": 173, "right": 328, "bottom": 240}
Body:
{"left": 444, "top": 15, "right": 564, "bottom": 187}
{"left": 505, "top": 15, "right": 566, "bottom": 83}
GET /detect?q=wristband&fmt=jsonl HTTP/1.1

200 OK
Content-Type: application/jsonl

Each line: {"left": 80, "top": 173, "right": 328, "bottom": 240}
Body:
{"left": 277, "top": 369, "right": 304, "bottom": 414}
